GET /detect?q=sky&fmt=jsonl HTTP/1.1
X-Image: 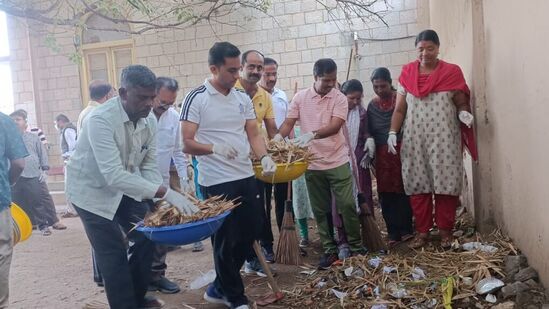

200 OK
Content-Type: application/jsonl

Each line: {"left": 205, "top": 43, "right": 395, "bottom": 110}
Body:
{"left": 0, "top": 11, "right": 15, "bottom": 115}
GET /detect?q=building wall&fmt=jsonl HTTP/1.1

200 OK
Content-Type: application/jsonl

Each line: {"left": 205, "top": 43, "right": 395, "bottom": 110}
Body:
{"left": 7, "top": 19, "right": 83, "bottom": 167}
{"left": 427, "top": 0, "right": 549, "bottom": 287}
{"left": 8, "top": 0, "right": 421, "bottom": 167}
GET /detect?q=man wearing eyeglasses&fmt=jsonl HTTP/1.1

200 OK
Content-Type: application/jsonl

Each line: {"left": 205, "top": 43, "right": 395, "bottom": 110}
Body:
{"left": 148, "top": 77, "right": 201, "bottom": 294}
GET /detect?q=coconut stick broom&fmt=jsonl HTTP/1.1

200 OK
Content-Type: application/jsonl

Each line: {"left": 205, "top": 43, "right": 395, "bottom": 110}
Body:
{"left": 343, "top": 125, "right": 386, "bottom": 252}
{"left": 358, "top": 193, "right": 386, "bottom": 252}
{"left": 275, "top": 182, "right": 300, "bottom": 265}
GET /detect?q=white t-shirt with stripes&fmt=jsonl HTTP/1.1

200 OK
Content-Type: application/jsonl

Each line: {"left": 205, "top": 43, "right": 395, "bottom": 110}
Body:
{"left": 180, "top": 79, "right": 256, "bottom": 187}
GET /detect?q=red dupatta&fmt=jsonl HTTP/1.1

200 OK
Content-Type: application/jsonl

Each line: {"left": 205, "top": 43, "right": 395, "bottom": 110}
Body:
{"left": 399, "top": 60, "right": 478, "bottom": 161}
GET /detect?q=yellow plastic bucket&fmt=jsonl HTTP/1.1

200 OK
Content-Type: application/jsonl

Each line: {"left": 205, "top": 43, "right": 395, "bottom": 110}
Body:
{"left": 253, "top": 161, "right": 308, "bottom": 183}
{"left": 10, "top": 203, "right": 32, "bottom": 245}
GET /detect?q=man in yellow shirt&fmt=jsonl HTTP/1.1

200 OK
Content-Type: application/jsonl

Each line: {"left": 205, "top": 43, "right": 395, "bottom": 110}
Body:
{"left": 234, "top": 50, "right": 277, "bottom": 138}
{"left": 234, "top": 50, "right": 278, "bottom": 268}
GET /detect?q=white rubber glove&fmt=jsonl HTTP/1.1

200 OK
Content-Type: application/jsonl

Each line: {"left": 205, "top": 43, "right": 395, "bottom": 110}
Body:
{"left": 387, "top": 132, "right": 398, "bottom": 155}
{"left": 212, "top": 143, "right": 238, "bottom": 160}
{"left": 272, "top": 133, "right": 283, "bottom": 142}
{"left": 458, "top": 111, "right": 474, "bottom": 128}
{"left": 364, "top": 137, "right": 376, "bottom": 158}
{"left": 291, "top": 132, "right": 315, "bottom": 147}
{"left": 163, "top": 188, "right": 199, "bottom": 215}
{"left": 180, "top": 177, "right": 193, "bottom": 194}
{"left": 38, "top": 170, "right": 48, "bottom": 183}
{"left": 260, "top": 155, "right": 277, "bottom": 176}
{"left": 360, "top": 155, "right": 371, "bottom": 169}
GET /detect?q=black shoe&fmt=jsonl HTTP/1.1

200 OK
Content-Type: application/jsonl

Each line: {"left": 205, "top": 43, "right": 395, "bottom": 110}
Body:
{"left": 318, "top": 253, "right": 338, "bottom": 270}
{"left": 148, "top": 276, "right": 181, "bottom": 294}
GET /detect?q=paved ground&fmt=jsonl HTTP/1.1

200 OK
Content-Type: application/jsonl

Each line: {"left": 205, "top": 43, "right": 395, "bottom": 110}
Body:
{"left": 9, "top": 215, "right": 322, "bottom": 309}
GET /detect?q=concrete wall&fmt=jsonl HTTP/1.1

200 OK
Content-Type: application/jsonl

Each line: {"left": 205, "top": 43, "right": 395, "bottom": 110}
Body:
{"left": 427, "top": 0, "right": 549, "bottom": 287}
{"left": 7, "top": 19, "right": 83, "bottom": 167}
{"left": 8, "top": 0, "right": 421, "bottom": 167}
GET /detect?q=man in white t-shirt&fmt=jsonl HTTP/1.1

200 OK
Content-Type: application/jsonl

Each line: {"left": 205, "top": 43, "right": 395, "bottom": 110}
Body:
{"left": 180, "top": 42, "right": 276, "bottom": 309}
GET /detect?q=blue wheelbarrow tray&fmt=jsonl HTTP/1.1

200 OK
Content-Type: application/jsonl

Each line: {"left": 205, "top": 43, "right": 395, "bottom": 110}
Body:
{"left": 136, "top": 211, "right": 231, "bottom": 246}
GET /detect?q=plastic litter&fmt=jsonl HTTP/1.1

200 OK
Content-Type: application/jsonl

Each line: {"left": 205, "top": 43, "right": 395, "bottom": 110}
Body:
{"left": 373, "top": 286, "right": 381, "bottom": 297}
{"left": 412, "top": 299, "right": 438, "bottom": 309}
{"left": 426, "top": 299, "right": 438, "bottom": 308}
{"left": 371, "top": 305, "right": 388, "bottom": 309}
{"left": 462, "top": 242, "right": 498, "bottom": 253}
{"left": 411, "top": 267, "right": 426, "bottom": 281}
{"left": 475, "top": 277, "right": 505, "bottom": 294}
{"left": 383, "top": 266, "right": 397, "bottom": 273}
{"left": 352, "top": 268, "right": 364, "bottom": 278}
{"left": 316, "top": 279, "right": 327, "bottom": 288}
{"left": 442, "top": 277, "right": 454, "bottom": 309}
{"left": 368, "top": 256, "right": 383, "bottom": 268}
{"left": 331, "top": 288, "right": 347, "bottom": 299}
{"left": 485, "top": 294, "right": 497, "bottom": 303}
{"left": 299, "top": 270, "right": 316, "bottom": 276}
{"left": 387, "top": 283, "right": 407, "bottom": 298}
{"left": 189, "top": 269, "right": 216, "bottom": 289}
{"left": 344, "top": 266, "right": 354, "bottom": 277}
{"left": 460, "top": 276, "right": 473, "bottom": 286}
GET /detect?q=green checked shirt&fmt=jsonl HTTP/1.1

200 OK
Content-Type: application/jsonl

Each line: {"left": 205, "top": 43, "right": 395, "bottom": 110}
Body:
{"left": 65, "top": 97, "right": 162, "bottom": 220}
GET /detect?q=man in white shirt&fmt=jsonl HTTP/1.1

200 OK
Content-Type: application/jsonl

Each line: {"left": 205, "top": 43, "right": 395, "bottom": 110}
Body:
{"left": 66, "top": 65, "right": 198, "bottom": 309}
{"left": 181, "top": 42, "right": 276, "bottom": 309}
{"left": 77, "top": 80, "right": 115, "bottom": 132}
{"left": 55, "top": 114, "right": 79, "bottom": 218}
{"left": 148, "top": 76, "right": 196, "bottom": 294}
{"left": 55, "top": 114, "right": 77, "bottom": 160}
{"left": 259, "top": 57, "right": 291, "bottom": 255}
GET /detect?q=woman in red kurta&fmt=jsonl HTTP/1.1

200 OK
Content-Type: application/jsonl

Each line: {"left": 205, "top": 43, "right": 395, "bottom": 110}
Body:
{"left": 389, "top": 30, "right": 477, "bottom": 249}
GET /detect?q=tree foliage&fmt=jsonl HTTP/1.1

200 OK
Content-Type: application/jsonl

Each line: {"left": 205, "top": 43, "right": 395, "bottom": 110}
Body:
{"left": 0, "top": 0, "right": 389, "bottom": 35}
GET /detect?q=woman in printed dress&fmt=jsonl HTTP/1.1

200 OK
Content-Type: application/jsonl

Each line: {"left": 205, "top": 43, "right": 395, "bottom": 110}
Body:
{"left": 388, "top": 29, "right": 477, "bottom": 248}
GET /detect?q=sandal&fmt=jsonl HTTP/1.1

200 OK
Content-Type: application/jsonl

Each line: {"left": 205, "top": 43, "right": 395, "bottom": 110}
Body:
{"left": 439, "top": 230, "right": 454, "bottom": 249}
{"left": 52, "top": 222, "right": 67, "bottom": 230}
{"left": 409, "top": 233, "right": 428, "bottom": 249}
{"left": 40, "top": 227, "right": 52, "bottom": 236}
{"left": 387, "top": 239, "right": 401, "bottom": 248}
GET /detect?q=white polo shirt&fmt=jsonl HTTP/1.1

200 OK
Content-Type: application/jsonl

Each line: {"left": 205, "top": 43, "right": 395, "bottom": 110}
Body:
{"left": 180, "top": 79, "right": 256, "bottom": 187}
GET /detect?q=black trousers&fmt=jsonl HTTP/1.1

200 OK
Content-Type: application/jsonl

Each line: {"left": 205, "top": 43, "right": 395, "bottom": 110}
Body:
{"left": 256, "top": 181, "right": 289, "bottom": 251}
{"left": 11, "top": 177, "right": 58, "bottom": 229}
{"left": 38, "top": 181, "right": 59, "bottom": 226}
{"left": 75, "top": 196, "right": 154, "bottom": 309}
{"left": 379, "top": 192, "right": 414, "bottom": 241}
{"left": 201, "top": 177, "right": 262, "bottom": 307}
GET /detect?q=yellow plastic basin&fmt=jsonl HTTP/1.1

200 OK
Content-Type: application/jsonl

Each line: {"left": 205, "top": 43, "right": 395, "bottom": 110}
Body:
{"left": 253, "top": 161, "right": 308, "bottom": 183}
{"left": 11, "top": 203, "right": 32, "bottom": 245}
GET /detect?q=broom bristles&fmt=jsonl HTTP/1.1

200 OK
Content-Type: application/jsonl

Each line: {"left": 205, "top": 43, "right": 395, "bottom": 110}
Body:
{"left": 275, "top": 206, "right": 301, "bottom": 265}
{"left": 361, "top": 214, "right": 386, "bottom": 252}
